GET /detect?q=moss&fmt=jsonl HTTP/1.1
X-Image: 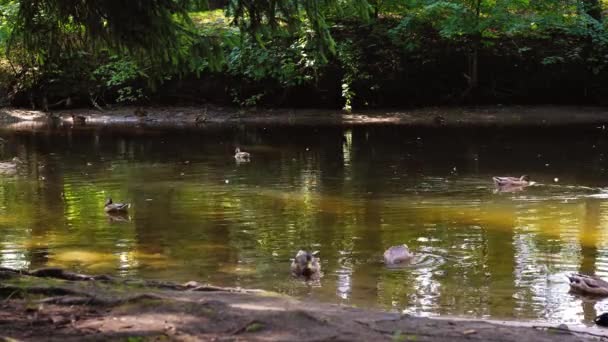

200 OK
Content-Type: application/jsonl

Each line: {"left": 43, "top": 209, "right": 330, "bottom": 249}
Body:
{"left": 245, "top": 322, "right": 265, "bottom": 333}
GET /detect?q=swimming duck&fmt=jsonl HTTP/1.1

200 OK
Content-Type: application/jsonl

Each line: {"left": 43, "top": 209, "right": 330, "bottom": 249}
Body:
{"left": 134, "top": 107, "right": 148, "bottom": 117}
{"left": 384, "top": 245, "right": 414, "bottom": 265}
{"left": 291, "top": 250, "right": 321, "bottom": 278}
{"left": 568, "top": 273, "right": 608, "bottom": 296}
{"left": 492, "top": 175, "right": 532, "bottom": 188}
{"left": 234, "top": 148, "right": 250, "bottom": 161}
{"left": 0, "top": 157, "right": 18, "bottom": 174}
{"left": 71, "top": 114, "right": 86, "bottom": 125}
{"left": 104, "top": 198, "right": 130, "bottom": 213}
{"left": 433, "top": 115, "right": 446, "bottom": 126}
{"left": 195, "top": 114, "right": 207, "bottom": 125}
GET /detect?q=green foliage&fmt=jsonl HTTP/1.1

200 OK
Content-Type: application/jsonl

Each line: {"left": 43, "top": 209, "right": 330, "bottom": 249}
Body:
{"left": 93, "top": 56, "right": 148, "bottom": 104}
{"left": 245, "top": 322, "right": 265, "bottom": 333}
{"left": 227, "top": 37, "right": 316, "bottom": 86}
{"left": 337, "top": 41, "right": 364, "bottom": 112}
{"left": 1, "top": 0, "right": 608, "bottom": 108}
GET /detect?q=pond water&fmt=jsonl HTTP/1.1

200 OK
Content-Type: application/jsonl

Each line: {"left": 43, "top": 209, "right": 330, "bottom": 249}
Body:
{"left": 2, "top": 122, "right": 608, "bottom": 325}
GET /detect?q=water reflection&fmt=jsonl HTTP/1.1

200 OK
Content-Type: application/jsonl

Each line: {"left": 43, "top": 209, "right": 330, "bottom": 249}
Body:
{"left": 2, "top": 124, "right": 608, "bottom": 324}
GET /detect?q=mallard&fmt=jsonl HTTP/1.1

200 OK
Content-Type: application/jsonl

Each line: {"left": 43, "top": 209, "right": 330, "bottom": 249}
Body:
{"left": 492, "top": 175, "right": 533, "bottom": 188}
{"left": 104, "top": 198, "right": 130, "bottom": 213}
{"left": 234, "top": 148, "right": 250, "bottom": 161}
{"left": 433, "top": 115, "right": 446, "bottom": 126}
{"left": 291, "top": 250, "right": 321, "bottom": 278}
{"left": 568, "top": 273, "right": 608, "bottom": 296}
{"left": 134, "top": 107, "right": 148, "bottom": 117}
{"left": 195, "top": 114, "right": 207, "bottom": 125}
{"left": 0, "top": 157, "right": 18, "bottom": 174}
{"left": 71, "top": 114, "right": 86, "bottom": 125}
{"left": 384, "top": 245, "right": 414, "bottom": 265}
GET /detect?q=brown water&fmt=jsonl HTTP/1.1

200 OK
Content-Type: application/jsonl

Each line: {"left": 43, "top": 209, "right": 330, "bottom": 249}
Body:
{"left": 2, "top": 123, "right": 608, "bottom": 325}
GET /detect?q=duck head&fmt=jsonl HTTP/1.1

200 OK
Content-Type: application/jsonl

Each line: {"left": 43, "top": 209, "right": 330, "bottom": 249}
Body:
{"left": 384, "top": 244, "right": 413, "bottom": 265}
{"left": 293, "top": 250, "right": 320, "bottom": 276}
{"left": 105, "top": 198, "right": 113, "bottom": 206}
{"left": 235, "top": 147, "right": 241, "bottom": 154}
{"left": 520, "top": 175, "right": 530, "bottom": 182}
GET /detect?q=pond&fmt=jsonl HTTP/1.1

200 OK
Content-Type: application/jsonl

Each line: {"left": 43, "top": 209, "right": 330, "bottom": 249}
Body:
{"left": 1, "top": 122, "right": 608, "bottom": 325}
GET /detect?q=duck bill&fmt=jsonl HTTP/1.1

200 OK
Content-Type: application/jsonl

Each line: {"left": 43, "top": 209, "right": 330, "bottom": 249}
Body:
{"left": 306, "top": 261, "right": 312, "bottom": 269}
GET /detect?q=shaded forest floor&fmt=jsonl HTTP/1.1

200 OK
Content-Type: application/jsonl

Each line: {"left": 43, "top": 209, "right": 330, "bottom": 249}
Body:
{"left": 3, "top": 105, "right": 608, "bottom": 129}
{"left": 0, "top": 267, "right": 606, "bottom": 341}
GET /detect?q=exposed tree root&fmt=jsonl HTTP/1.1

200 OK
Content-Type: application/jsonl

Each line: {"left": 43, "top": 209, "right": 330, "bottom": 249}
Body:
{"left": 39, "top": 293, "right": 165, "bottom": 306}
{"left": 0, "top": 285, "right": 83, "bottom": 299}
{"left": 28, "top": 267, "right": 113, "bottom": 281}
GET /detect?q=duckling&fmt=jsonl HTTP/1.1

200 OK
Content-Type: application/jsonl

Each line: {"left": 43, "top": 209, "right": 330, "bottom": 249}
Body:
{"left": 384, "top": 245, "right": 414, "bottom": 265}
{"left": 291, "top": 250, "right": 321, "bottom": 278}
{"left": 567, "top": 273, "right": 608, "bottom": 296}
{"left": 134, "top": 107, "right": 148, "bottom": 117}
{"left": 492, "top": 175, "right": 533, "bottom": 188}
{"left": 595, "top": 313, "right": 608, "bottom": 327}
{"left": 71, "top": 114, "right": 86, "bottom": 125}
{"left": 104, "top": 198, "right": 130, "bottom": 213}
{"left": 234, "top": 147, "right": 251, "bottom": 161}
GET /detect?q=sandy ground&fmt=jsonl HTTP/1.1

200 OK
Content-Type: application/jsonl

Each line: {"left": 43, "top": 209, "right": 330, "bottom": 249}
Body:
{"left": 0, "top": 267, "right": 607, "bottom": 341}
{"left": 2, "top": 105, "right": 608, "bottom": 129}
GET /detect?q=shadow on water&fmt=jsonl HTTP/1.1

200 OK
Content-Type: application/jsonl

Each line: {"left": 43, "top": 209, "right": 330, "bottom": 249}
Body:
{"left": 3, "top": 123, "right": 608, "bottom": 324}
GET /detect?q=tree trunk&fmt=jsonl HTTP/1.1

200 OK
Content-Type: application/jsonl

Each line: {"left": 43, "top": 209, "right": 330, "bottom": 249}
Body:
{"left": 461, "top": 0, "right": 481, "bottom": 101}
{"left": 373, "top": 0, "right": 380, "bottom": 19}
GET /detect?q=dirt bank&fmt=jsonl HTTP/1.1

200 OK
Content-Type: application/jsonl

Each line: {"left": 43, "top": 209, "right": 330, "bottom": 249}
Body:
{"left": 0, "top": 267, "right": 605, "bottom": 341}
{"left": 2, "top": 105, "right": 608, "bottom": 129}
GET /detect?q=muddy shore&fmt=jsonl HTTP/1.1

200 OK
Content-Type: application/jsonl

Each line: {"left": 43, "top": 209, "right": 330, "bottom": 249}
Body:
{"left": 0, "top": 267, "right": 606, "bottom": 341}
{"left": 2, "top": 105, "right": 608, "bottom": 129}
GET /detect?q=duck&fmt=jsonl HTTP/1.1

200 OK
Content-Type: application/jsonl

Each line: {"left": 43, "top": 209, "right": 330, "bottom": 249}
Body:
{"left": 104, "top": 198, "right": 130, "bottom": 213}
{"left": 384, "top": 245, "right": 414, "bottom": 265}
{"left": 134, "top": 107, "right": 148, "bottom": 117}
{"left": 433, "top": 115, "right": 446, "bottom": 126}
{"left": 567, "top": 273, "right": 608, "bottom": 296}
{"left": 71, "top": 114, "right": 86, "bottom": 125}
{"left": 195, "top": 106, "right": 208, "bottom": 125}
{"left": 492, "top": 175, "right": 533, "bottom": 188}
{"left": 234, "top": 147, "right": 251, "bottom": 161}
{"left": 0, "top": 157, "right": 19, "bottom": 175}
{"left": 291, "top": 250, "right": 321, "bottom": 278}
{"left": 195, "top": 114, "right": 207, "bottom": 125}
{"left": 595, "top": 313, "right": 608, "bottom": 327}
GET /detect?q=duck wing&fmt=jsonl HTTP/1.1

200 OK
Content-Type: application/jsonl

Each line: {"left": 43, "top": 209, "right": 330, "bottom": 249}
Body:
{"left": 105, "top": 203, "right": 130, "bottom": 212}
{"left": 493, "top": 176, "right": 519, "bottom": 186}
{"left": 568, "top": 273, "right": 608, "bottom": 296}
